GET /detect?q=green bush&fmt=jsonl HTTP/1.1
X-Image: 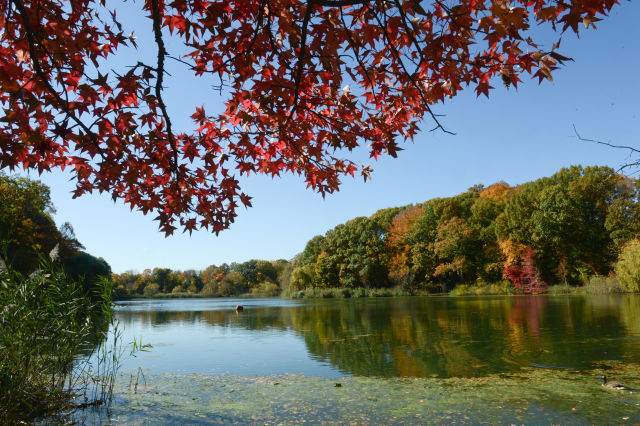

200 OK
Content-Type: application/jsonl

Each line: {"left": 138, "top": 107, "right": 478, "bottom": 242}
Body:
{"left": 546, "top": 284, "right": 576, "bottom": 295}
{"left": 615, "top": 240, "right": 640, "bottom": 292}
{"left": 112, "top": 284, "right": 130, "bottom": 300}
{"left": 200, "top": 283, "right": 217, "bottom": 297}
{"left": 449, "top": 284, "right": 471, "bottom": 296}
{"left": 584, "top": 276, "right": 623, "bottom": 294}
{"left": 250, "top": 282, "right": 281, "bottom": 296}
{"left": 143, "top": 282, "right": 160, "bottom": 296}
{"left": 449, "top": 281, "right": 514, "bottom": 296}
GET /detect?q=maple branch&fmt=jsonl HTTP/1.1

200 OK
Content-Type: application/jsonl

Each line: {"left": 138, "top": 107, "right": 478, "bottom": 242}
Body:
{"left": 273, "top": 0, "right": 347, "bottom": 178}
{"left": 339, "top": 8, "right": 378, "bottom": 99}
{"left": 149, "top": 0, "right": 198, "bottom": 216}
{"left": 10, "top": 0, "right": 107, "bottom": 161}
{"left": 181, "top": 0, "right": 267, "bottom": 80}
{"left": 282, "top": 0, "right": 315, "bottom": 131}
{"left": 393, "top": 0, "right": 429, "bottom": 75}
{"left": 150, "top": 0, "right": 179, "bottom": 175}
{"left": 368, "top": 2, "right": 453, "bottom": 134}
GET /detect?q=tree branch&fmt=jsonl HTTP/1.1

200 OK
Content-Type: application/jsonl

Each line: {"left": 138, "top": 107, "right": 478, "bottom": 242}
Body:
{"left": 11, "top": 0, "right": 107, "bottom": 161}
{"left": 573, "top": 125, "right": 640, "bottom": 171}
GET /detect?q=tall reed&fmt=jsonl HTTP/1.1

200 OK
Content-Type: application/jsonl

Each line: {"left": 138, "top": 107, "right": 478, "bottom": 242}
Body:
{"left": 0, "top": 257, "right": 121, "bottom": 423}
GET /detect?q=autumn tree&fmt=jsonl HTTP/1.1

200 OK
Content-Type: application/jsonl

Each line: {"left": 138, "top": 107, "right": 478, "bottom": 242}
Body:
{"left": 0, "top": 0, "right": 618, "bottom": 234}
{"left": 615, "top": 239, "right": 640, "bottom": 292}
{"left": 498, "top": 166, "right": 630, "bottom": 284}
{"left": 503, "top": 247, "right": 546, "bottom": 294}
{"left": 387, "top": 205, "right": 424, "bottom": 288}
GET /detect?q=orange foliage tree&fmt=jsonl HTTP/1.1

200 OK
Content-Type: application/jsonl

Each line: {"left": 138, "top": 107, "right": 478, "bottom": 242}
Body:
{"left": 0, "top": 0, "right": 618, "bottom": 234}
{"left": 387, "top": 205, "right": 424, "bottom": 286}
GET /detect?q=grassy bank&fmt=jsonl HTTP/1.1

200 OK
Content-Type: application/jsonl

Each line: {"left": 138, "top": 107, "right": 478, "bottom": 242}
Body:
{"left": 126, "top": 292, "right": 205, "bottom": 299}
{"left": 121, "top": 275, "right": 638, "bottom": 301}
{"left": 546, "top": 276, "right": 625, "bottom": 295}
{"left": 282, "top": 287, "right": 412, "bottom": 299}
{"left": 449, "top": 281, "right": 515, "bottom": 296}
{"left": 448, "top": 276, "right": 634, "bottom": 296}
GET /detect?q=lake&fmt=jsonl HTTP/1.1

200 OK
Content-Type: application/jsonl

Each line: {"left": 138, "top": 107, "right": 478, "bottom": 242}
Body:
{"left": 82, "top": 295, "right": 640, "bottom": 423}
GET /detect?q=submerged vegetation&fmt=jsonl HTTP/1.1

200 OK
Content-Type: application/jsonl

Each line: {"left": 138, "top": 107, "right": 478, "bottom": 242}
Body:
{"left": 76, "top": 362, "right": 640, "bottom": 424}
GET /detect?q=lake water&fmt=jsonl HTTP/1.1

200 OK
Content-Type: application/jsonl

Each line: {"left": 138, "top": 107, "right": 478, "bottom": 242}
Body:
{"left": 85, "top": 295, "right": 640, "bottom": 423}
{"left": 114, "top": 295, "right": 640, "bottom": 378}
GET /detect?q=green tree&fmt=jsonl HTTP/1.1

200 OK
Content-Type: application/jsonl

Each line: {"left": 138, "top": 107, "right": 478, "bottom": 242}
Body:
{"left": 433, "top": 217, "right": 481, "bottom": 287}
{"left": 605, "top": 177, "right": 640, "bottom": 250}
{"left": 63, "top": 252, "right": 112, "bottom": 299}
{"left": 218, "top": 272, "right": 247, "bottom": 296}
{"left": 0, "top": 174, "right": 60, "bottom": 273}
{"left": 615, "top": 240, "right": 640, "bottom": 292}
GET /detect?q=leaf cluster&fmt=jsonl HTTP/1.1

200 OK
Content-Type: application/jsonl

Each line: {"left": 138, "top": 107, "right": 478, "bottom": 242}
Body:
{"left": 0, "top": 0, "right": 618, "bottom": 234}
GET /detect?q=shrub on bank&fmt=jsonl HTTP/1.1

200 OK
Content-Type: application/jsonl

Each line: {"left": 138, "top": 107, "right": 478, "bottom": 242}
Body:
{"left": 250, "top": 282, "right": 281, "bottom": 296}
{"left": 547, "top": 276, "right": 623, "bottom": 295}
{"left": 143, "top": 282, "right": 160, "bottom": 296}
{"left": 449, "top": 281, "right": 514, "bottom": 296}
{"left": 283, "top": 287, "right": 411, "bottom": 299}
{"left": 616, "top": 240, "right": 640, "bottom": 292}
{"left": 584, "top": 276, "right": 623, "bottom": 294}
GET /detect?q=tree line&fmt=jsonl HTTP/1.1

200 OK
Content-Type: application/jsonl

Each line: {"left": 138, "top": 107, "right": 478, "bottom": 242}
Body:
{"left": 290, "top": 166, "right": 640, "bottom": 293}
{"left": 111, "top": 259, "right": 293, "bottom": 298}
{"left": 4, "top": 165, "right": 640, "bottom": 298}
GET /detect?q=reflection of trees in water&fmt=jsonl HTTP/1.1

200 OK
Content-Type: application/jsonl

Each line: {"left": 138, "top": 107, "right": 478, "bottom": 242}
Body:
{"left": 117, "top": 296, "right": 640, "bottom": 377}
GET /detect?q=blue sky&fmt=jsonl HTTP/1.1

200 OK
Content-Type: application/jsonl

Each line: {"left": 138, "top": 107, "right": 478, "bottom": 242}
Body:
{"left": 17, "top": 0, "right": 640, "bottom": 273}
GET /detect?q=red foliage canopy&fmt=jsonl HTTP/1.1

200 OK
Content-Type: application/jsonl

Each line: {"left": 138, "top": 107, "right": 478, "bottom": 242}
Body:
{"left": 503, "top": 247, "right": 547, "bottom": 293}
{"left": 0, "top": 0, "right": 617, "bottom": 234}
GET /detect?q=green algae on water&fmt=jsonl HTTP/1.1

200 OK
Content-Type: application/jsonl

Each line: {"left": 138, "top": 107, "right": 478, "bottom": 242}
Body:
{"left": 75, "top": 361, "right": 640, "bottom": 424}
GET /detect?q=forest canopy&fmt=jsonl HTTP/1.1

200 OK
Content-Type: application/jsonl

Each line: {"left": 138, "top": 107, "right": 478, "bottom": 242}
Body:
{"left": 0, "top": 173, "right": 112, "bottom": 291}
{"left": 290, "top": 165, "right": 640, "bottom": 292}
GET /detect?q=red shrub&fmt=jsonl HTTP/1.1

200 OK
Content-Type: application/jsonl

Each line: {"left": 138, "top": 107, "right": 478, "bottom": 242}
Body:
{"left": 503, "top": 248, "right": 547, "bottom": 294}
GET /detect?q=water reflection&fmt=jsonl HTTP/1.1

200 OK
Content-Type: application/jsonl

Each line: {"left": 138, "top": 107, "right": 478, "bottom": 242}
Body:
{"left": 114, "top": 295, "right": 640, "bottom": 378}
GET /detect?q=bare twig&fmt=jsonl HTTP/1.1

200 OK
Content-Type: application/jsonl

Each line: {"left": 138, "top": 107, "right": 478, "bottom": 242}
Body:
{"left": 573, "top": 124, "right": 640, "bottom": 171}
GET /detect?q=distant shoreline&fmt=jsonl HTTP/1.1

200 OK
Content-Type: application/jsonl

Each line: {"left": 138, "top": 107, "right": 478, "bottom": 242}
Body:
{"left": 117, "top": 280, "right": 638, "bottom": 301}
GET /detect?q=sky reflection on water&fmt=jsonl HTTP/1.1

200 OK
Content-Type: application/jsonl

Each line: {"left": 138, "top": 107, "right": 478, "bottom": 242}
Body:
{"left": 113, "top": 295, "right": 640, "bottom": 378}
